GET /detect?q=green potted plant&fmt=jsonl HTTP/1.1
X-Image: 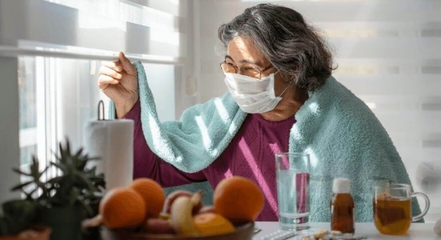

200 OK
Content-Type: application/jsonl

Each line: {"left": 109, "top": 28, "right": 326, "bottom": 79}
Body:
{"left": 0, "top": 139, "right": 105, "bottom": 240}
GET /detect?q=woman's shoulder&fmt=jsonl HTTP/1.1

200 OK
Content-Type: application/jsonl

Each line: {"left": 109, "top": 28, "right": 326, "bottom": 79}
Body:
{"left": 302, "top": 76, "right": 380, "bottom": 124}
{"left": 293, "top": 76, "right": 395, "bottom": 149}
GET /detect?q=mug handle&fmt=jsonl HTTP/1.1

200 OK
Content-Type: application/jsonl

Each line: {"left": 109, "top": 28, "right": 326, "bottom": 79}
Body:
{"left": 411, "top": 192, "right": 430, "bottom": 222}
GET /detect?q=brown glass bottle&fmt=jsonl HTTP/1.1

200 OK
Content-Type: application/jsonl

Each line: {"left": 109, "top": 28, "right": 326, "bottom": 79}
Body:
{"left": 330, "top": 178, "right": 355, "bottom": 234}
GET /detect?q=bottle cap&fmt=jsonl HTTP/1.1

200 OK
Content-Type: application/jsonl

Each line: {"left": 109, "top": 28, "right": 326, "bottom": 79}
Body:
{"left": 333, "top": 178, "right": 351, "bottom": 193}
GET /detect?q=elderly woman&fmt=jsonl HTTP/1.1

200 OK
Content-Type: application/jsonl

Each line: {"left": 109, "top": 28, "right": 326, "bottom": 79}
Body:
{"left": 98, "top": 4, "right": 420, "bottom": 222}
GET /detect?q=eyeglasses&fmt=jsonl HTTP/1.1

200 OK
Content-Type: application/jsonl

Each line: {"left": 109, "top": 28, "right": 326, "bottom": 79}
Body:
{"left": 220, "top": 61, "right": 274, "bottom": 79}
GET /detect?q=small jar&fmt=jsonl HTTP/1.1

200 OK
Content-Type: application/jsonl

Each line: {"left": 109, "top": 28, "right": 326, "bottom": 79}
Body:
{"left": 330, "top": 178, "right": 355, "bottom": 233}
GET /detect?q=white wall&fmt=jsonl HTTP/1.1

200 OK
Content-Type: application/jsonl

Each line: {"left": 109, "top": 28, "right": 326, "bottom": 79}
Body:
{"left": 194, "top": 0, "right": 441, "bottom": 222}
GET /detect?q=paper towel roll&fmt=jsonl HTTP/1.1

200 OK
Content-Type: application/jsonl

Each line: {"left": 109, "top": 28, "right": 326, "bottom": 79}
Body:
{"left": 84, "top": 119, "right": 134, "bottom": 191}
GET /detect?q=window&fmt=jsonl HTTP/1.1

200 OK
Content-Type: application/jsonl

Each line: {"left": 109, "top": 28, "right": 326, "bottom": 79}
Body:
{"left": 17, "top": 54, "right": 177, "bottom": 181}
{"left": 18, "top": 55, "right": 106, "bottom": 177}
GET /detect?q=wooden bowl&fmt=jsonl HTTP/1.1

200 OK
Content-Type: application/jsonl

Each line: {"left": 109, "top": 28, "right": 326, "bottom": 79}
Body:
{"left": 101, "top": 222, "right": 255, "bottom": 240}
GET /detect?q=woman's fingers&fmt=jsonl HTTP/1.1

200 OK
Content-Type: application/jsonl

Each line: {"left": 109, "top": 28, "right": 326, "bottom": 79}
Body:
{"left": 98, "top": 75, "right": 119, "bottom": 90}
{"left": 118, "top": 52, "right": 136, "bottom": 75}
{"left": 99, "top": 65, "right": 122, "bottom": 79}
{"left": 102, "top": 61, "right": 123, "bottom": 72}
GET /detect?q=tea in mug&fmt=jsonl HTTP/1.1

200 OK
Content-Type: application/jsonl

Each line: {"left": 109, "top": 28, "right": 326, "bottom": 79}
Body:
{"left": 373, "top": 193, "right": 411, "bottom": 235}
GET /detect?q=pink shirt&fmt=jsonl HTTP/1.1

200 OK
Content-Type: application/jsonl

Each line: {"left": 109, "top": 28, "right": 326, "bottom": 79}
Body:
{"left": 125, "top": 100, "right": 296, "bottom": 221}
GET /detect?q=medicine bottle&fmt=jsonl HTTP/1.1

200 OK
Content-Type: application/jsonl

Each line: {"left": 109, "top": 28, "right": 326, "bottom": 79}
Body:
{"left": 330, "top": 178, "right": 354, "bottom": 233}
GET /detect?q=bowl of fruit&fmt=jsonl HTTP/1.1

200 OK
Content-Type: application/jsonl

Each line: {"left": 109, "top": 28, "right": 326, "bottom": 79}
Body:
{"left": 83, "top": 177, "right": 264, "bottom": 240}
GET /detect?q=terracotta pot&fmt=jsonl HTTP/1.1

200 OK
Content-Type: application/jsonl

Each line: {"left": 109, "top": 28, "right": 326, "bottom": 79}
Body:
{"left": 0, "top": 226, "right": 51, "bottom": 240}
{"left": 103, "top": 221, "right": 255, "bottom": 240}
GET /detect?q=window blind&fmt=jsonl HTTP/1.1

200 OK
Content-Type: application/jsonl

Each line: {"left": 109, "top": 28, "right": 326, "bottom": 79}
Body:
{"left": 0, "top": 0, "right": 186, "bottom": 60}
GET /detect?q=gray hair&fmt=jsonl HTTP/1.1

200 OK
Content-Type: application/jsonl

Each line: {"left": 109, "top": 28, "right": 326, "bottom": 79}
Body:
{"left": 217, "top": 4, "right": 335, "bottom": 91}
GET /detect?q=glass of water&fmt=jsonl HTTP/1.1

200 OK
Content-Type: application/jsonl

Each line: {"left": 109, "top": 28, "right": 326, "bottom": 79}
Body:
{"left": 275, "top": 152, "right": 311, "bottom": 231}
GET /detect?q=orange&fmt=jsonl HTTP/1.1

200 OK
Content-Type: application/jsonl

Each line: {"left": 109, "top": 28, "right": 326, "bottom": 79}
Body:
{"left": 193, "top": 212, "right": 235, "bottom": 235}
{"left": 213, "top": 176, "right": 264, "bottom": 223}
{"left": 129, "top": 178, "right": 165, "bottom": 218}
{"left": 213, "top": 176, "right": 265, "bottom": 223}
{"left": 99, "top": 187, "right": 146, "bottom": 229}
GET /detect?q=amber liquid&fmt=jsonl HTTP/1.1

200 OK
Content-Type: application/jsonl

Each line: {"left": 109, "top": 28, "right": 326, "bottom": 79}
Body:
{"left": 373, "top": 198, "right": 411, "bottom": 235}
{"left": 330, "top": 193, "right": 354, "bottom": 233}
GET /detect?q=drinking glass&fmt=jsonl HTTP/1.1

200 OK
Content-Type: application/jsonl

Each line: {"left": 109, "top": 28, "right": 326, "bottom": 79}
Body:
{"left": 372, "top": 183, "right": 430, "bottom": 235}
{"left": 275, "top": 152, "right": 310, "bottom": 231}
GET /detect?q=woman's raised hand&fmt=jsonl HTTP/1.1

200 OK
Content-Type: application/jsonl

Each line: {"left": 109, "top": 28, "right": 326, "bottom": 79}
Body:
{"left": 98, "top": 52, "right": 139, "bottom": 118}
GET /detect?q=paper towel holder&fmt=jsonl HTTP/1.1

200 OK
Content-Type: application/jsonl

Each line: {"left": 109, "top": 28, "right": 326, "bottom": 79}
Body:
{"left": 98, "top": 100, "right": 105, "bottom": 120}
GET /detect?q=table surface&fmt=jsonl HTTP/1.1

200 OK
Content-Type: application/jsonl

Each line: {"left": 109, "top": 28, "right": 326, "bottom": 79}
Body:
{"left": 253, "top": 222, "right": 440, "bottom": 240}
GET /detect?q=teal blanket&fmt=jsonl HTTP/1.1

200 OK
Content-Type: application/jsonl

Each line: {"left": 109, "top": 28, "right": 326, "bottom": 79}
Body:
{"left": 125, "top": 62, "right": 421, "bottom": 222}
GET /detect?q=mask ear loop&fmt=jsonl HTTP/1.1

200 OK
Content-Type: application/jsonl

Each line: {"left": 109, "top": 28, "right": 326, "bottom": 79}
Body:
{"left": 277, "top": 79, "right": 294, "bottom": 97}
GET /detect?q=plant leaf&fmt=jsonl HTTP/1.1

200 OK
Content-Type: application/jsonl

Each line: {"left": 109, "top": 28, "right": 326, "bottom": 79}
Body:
{"left": 50, "top": 161, "right": 67, "bottom": 173}
{"left": 10, "top": 180, "right": 34, "bottom": 192}
{"left": 12, "top": 168, "right": 31, "bottom": 176}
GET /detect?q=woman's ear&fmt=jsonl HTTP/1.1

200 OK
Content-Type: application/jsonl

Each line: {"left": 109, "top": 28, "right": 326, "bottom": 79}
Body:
{"left": 278, "top": 71, "right": 297, "bottom": 84}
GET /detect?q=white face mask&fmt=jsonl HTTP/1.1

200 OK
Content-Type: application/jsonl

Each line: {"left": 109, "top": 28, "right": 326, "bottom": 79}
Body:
{"left": 223, "top": 71, "right": 291, "bottom": 114}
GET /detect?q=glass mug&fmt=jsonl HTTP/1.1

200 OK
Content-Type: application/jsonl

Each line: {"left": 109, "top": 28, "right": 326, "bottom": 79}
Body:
{"left": 372, "top": 183, "right": 430, "bottom": 235}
